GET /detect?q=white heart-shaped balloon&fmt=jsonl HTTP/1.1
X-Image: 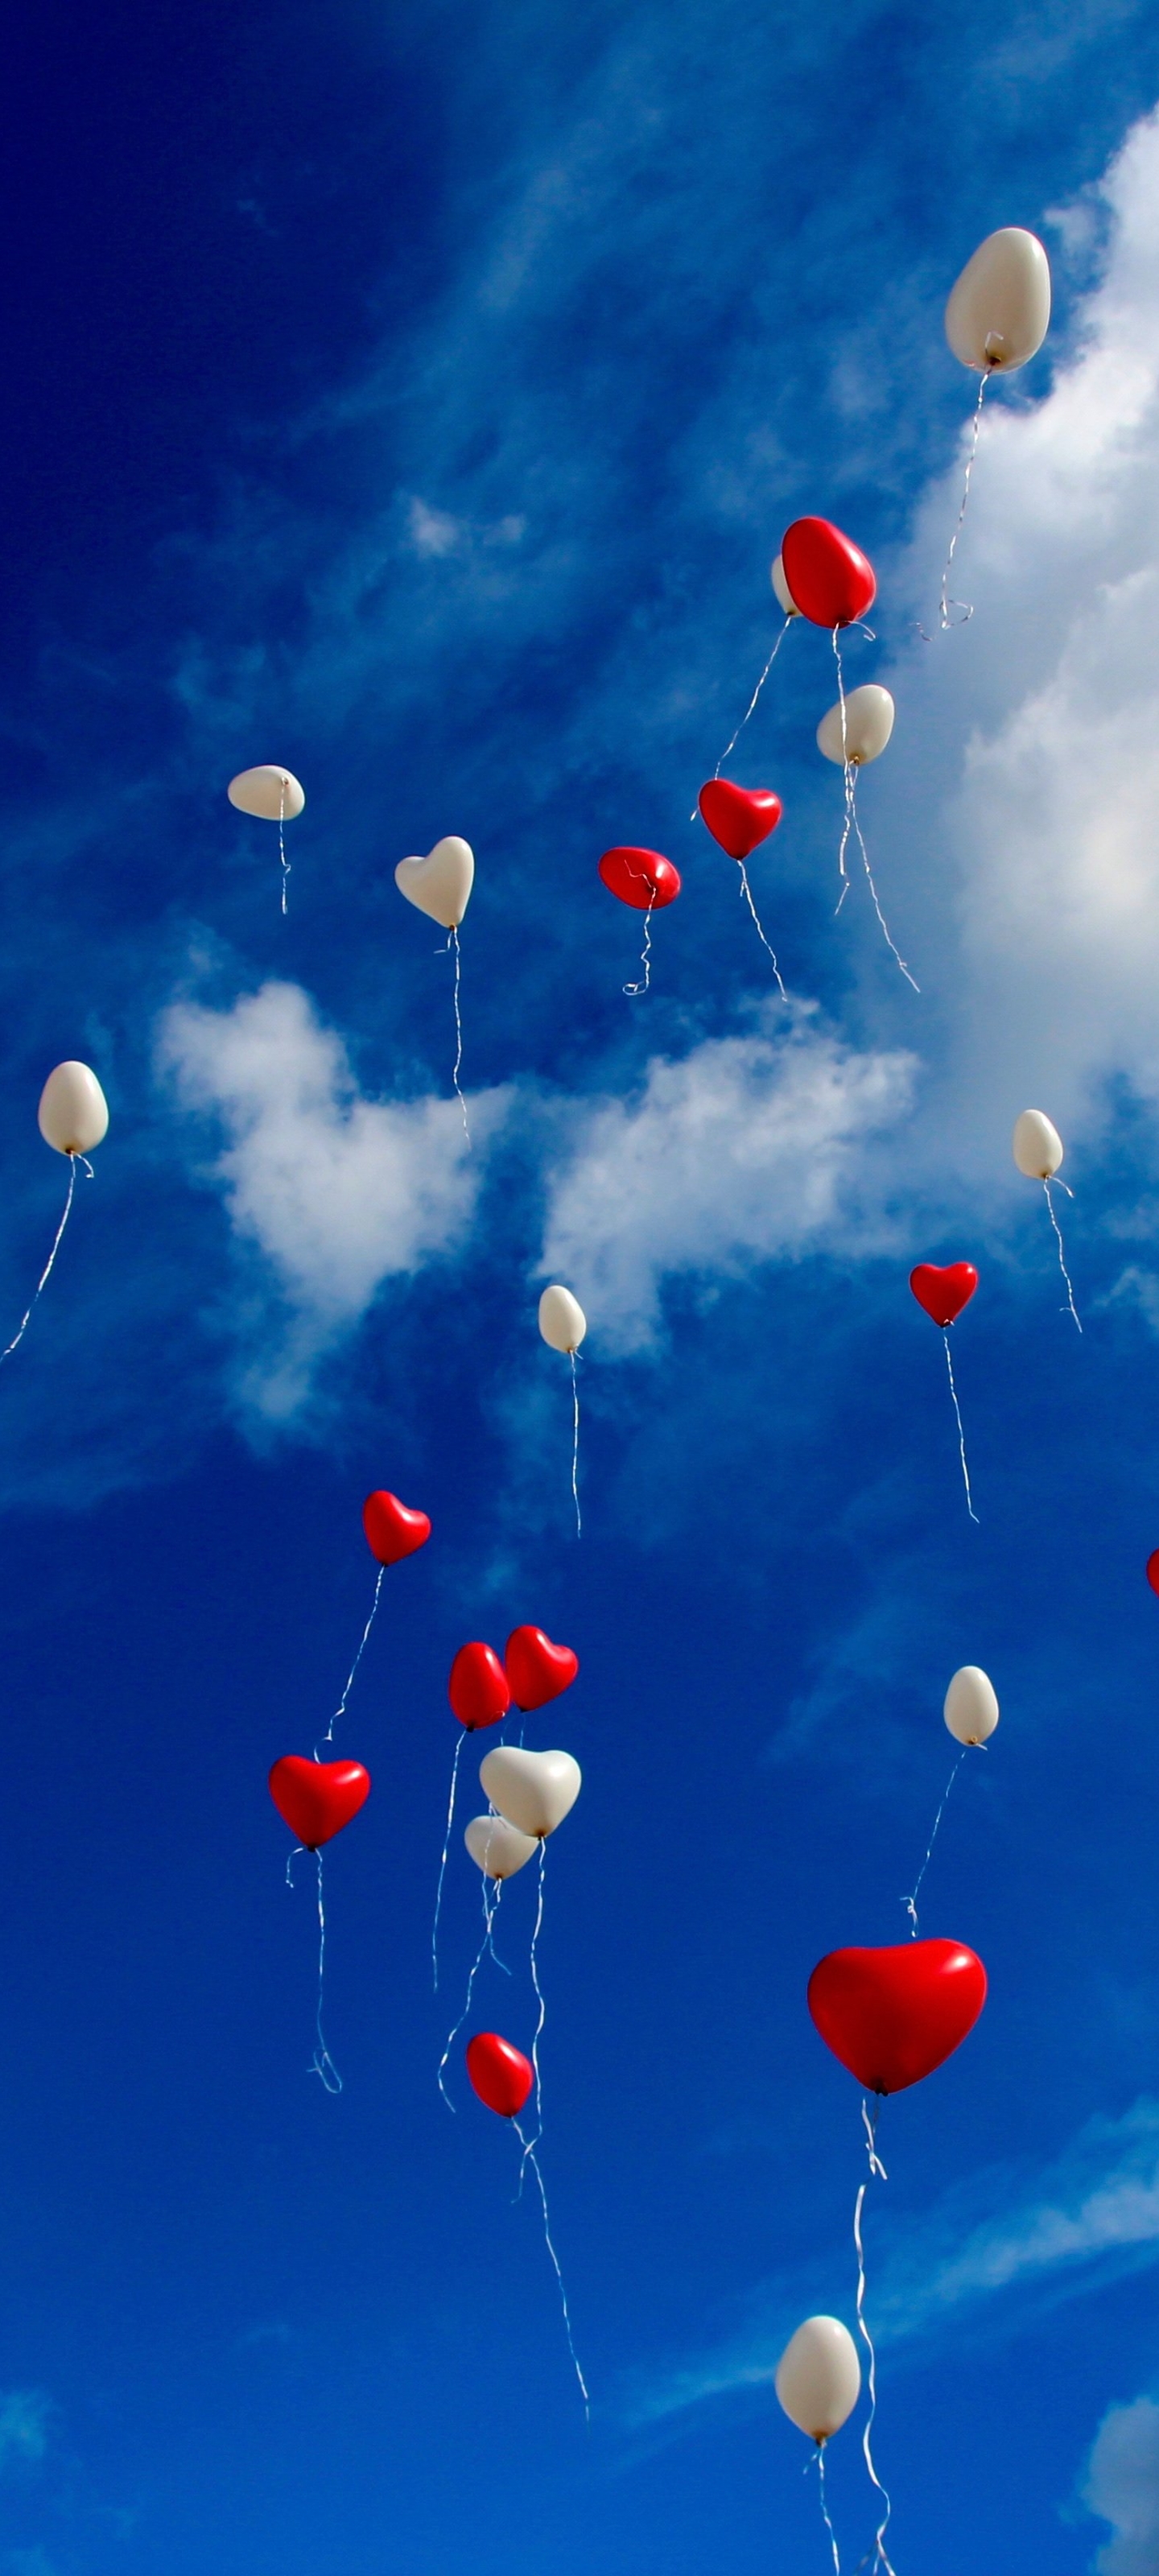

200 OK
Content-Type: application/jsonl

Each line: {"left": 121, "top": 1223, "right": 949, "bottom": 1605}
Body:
{"left": 478, "top": 1747, "right": 581, "bottom": 1840}
{"left": 227, "top": 765, "right": 305, "bottom": 820}
{"left": 394, "top": 835, "right": 474, "bottom": 930}
{"left": 464, "top": 1813, "right": 538, "bottom": 1880}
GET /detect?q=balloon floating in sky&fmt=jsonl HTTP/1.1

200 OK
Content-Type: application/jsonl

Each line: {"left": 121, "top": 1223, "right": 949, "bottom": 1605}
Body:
{"left": 781, "top": 518, "right": 876, "bottom": 630}
{"left": 320, "top": 1488, "right": 431, "bottom": 1752}
{"left": 815, "top": 683, "right": 914, "bottom": 988}
{"left": 938, "top": 229, "right": 1051, "bottom": 627}
{"left": 394, "top": 836, "right": 476, "bottom": 1140}
{"left": 772, "top": 553, "right": 802, "bottom": 619}
{"left": 909, "top": 1261, "right": 980, "bottom": 1523}
{"left": 479, "top": 1745, "right": 582, "bottom": 1841}
{"left": 599, "top": 846, "right": 681, "bottom": 998}
{"left": 464, "top": 1813, "right": 538, "bottom": 1880}
{"left": 433, "top": 1641, "right": 513, "bottom": 1990}
{"left": 268, "top": 1755, "right": 371, "bottom": 2095}
{"left": 466, "top": 2029, "right": 534, "bottom": 2118}
{"left": 904, "top": 1664, "right": 1000, "bottom": 1933}
{"left": 538, "top": 1283, "right": 588, "bottom": 1536}
{"left": 776, "top": 2314, "right": 861, "bottom": 2444}
{"left": 505, "top": 1624, "right": 579, "bottom": 1712}
{"left": 227, "top": 765, "right": 304, "bottom": 916}
{"left": 1148, "top": 1550, "right": 1159, "bottom": 1600}
{"left": 697, "top": 781, "right": 787, "bottom": 993}
{"left": 2, "top": 1063, "right": 109, "bottom": 1368}
{"left": 1013, "top": 1109, "right": 1081, "bottom": 1331}
{"left": 808, "top": 1938, "right": 988, "bottom": 2096}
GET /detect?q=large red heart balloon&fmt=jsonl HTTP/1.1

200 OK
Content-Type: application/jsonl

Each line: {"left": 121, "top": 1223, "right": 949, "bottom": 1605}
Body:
{"left": 466, "top": 2030, "right": 534, "bottom": 2119}
{"left": 1148, "top": 1549, "right": 1159, "bottom": 1598}
{"left": 504, "top": 1624, "right": 579, "bottom": 1712}
{"left": 808, "top": 1939, "right": 987, "bottom": 2095}
{"left": 598, "top": 847, "right": 682, "bottom": 911}
{"left": 698, "top": 780, "right": 783, "bottom": 861}
{"left": 448, "top": 1641, "right": 511, "bottom": 1731}
{"left": 780, "top": 517, "right": 876, "bottom": 629}
{"left": 268, "top": 1757, "right": 371, "bottom": 1850}
{"left": 909, "top": 1262, "right": 979, "bottom": 1329}
{"left": 362, "top": 1489, "right": 431, "bottom": 1566}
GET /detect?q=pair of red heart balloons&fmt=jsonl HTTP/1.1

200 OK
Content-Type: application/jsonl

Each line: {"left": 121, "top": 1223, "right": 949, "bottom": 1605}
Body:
{"left": 466, "top": 2030, "right": 534, "bottom": 2118}
{"left": 448, "top": 1626, "right": 580, "bottom": 1729}
{"left": 808, "top": 1938, "right": 987, "bottom": 2095}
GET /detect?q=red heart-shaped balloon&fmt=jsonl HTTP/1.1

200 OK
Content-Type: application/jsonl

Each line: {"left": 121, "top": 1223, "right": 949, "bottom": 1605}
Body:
{"left": 780, "top": 517, "right": 876, "bottom": 629}
{"left": 909, "top": 1262, "right": 979, "bottom": 1328}
{"left": 598, "top": 847, "right": 682, "bottom": 911}
{"left": 448, "top": 1641, "right": 511, "bottom": 1732}
{"left": 698, "top": 780, "right": 784, "bottom": 861}
{"left": 268, "top": 1756, "right": 371, "bottom": 1850}
{"left": 1148, "top": 1550, "right": 1159, "bottom": 1598}
{"left": 362, "top": 1489, "right": 431, "bottom": 1566}
{"left": 466, "top": 2030, "right": 534, "bottom": 2118}
{"left": 504, "top": 1625, "right": 580, "bottom": 1713}
{"left": 808, "top": 1938, "right": 987, "bottom": 2095}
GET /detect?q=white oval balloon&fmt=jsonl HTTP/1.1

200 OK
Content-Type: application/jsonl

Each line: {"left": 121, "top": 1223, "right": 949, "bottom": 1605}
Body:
{"left": 1013, "top": 1108, "right": 1063, "bottom": 1180}
{"left": 478, "top": 1746, "right": 581, "bottom": 1839}
{"left": 464, "top": 1813, "right": 538, "bottom": 1880}
{"left": 538, "top": 1283, "right": 587, "bottom": 1353}
{"left": 394, "top": 835, "right": 474, "bottom": 930}
{"left": 37, "top": 1063, "right": 109, "bottom": 1158}
{"left": 227, "top": 765, "right": 305, "bottom": 821}
{"left": 771, "top": 553, "right": 802, "bottom": 617}
{"left": 943, "top": 1664, "right": 1000, "bottom": 1746}
{"left": 775, "top": 2317, "right": 861, "bottom": 2442}
{"left": 945, "top": 228, "right": 1051, "bottom": 373}
{"left": 816, "top": 683, "right": 895, "bottom": 768}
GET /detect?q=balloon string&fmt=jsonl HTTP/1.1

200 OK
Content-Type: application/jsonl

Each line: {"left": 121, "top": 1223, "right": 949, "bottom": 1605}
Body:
{"left": 318, "top": 1564, "right": 385, "bottom": 1753}
{"left": 444, "top": 923, "right": 470, "bottom": 1146}
{"left": 942, "top": 1329, "right": 979, "bottom": 1524}
{"left": 286, "top": 1848, "right": 341, "bottom": 2095}
{"left": 279, "top": 772, "right": 290, "bottom": 917}
{"left": 736, "top": 861, "right": 786, "bottom": 999}
{"left": 938, "top": 369, "right": 990, "bottom": 630}
{"left": 815, "top": 2444, "right": 843, "bottom": 2576}
{"left": 431, "top": 1732, "right": 465, "bottom": 1992}
{"left": 0, "top": 1151, "right": 90, "bottom": 1364}
{"left": 513, "top": 2119, "right": 590, "bottom": 2417}
{"left": 853, "top": 2100, "right": 897, "bottom": 2576}
{"left": 1043, "top": 1178, "right": 1082, "bottom": 1332}
{"left": 901, "top": 1746, "right": 971, "bottom": 1935}
{"left": 529, "top": 1842, "right": 548, "bottom": 2133}
{"left": 623, "top": 886, "right": 657, "bottom": 997}
{"left": 437, "top": 1876, "right": 505, "bottom": 2110}
{"left": 704, "top": 614, "right": 793, "bottom": 792}
{"left": 832, "top": 634, "right": 918, "bottom": 991}
{"left": 569, "top": 1350, "right": 582, "bottom": 1538}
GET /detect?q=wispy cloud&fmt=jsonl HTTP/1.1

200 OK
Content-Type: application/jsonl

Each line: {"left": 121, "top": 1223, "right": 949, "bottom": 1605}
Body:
{"left": 0, "top": 2391, "right": 53, "bottom": 2478}
{"left": 1083, "top": 2393, "right": 1159, "bottom": 2576}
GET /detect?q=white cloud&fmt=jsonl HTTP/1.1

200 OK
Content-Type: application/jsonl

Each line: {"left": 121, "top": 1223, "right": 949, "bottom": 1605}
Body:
{"left": 539, "top": 1008, "right": 916, "bottom": 1344}
{"left": 0, "top": 2391, "right": 52, "bottom": 2477}
{"left": 1084, "top": 2396, "right": 1159, "bottom": 2576}
{"left": 159, "top": 980, "right": 509, "bottom": 1414}
{"left": 406, "top": 497, "right": 464, "bottom": 558}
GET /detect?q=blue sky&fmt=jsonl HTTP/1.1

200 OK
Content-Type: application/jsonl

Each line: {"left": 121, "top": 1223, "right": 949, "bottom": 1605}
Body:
{"left": 6, "top": 2, "right": 1159, "bottom": 2569}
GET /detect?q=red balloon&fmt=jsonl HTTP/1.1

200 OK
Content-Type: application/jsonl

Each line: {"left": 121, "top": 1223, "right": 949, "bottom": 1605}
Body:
{"left": 1149, "top": 1550, "right": 1159, "bottom": 1597}
{"left": 598, "top": 847, "right": 682, "bottom": 912}
{"left": 448, "top": 1641, "right": 511, "bottom": 1731}
{"left": 697, "top": 780, "right": 783, "bottom": 861}
{"left": 466, "top": 2030, "right": 534, "bottom": 2119}
{"left": 362, "top": 1489, "right": 431, "bottom": 1566}
{"left": 808, "top": 1939, "right": 987, "bottom": 2095}
{"left": 268, "top": 1756, "right": 371, "bottom": 1850}
{"left": 505, "top": 1624, "right": 579, "bottom": 1712}
{"left": 909, "top": 1262, "right": 979, "bottom": 1328}
{"left": 780, "top": 517, "right": 876, "bottom": 629}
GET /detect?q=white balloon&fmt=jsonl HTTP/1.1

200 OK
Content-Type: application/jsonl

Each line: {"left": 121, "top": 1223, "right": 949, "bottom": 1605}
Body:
{"left": 227, "top": 765, "right": 305, "bottom": 821}
{"left": 394, "top": 835, "right": 475, "bottom": 930}
{"left": 944, "top": 1664, "right": 1000, "bottom": 1746}
{"left": 816, "top": 683, "right": 895, "bottom": 768}
{"left": 538, "top": 1283, "right": 587, "bottom": 1353}
{"left": 478, "top": 1746, "right": 581, "bottom": 1839}
{"left": 771, "top": 553, "right": 802, "bottom": 617}
{"left": 37, "top": 1063, "right": 109, "bottom": 1158}
{"left": 945, "top": 228, "right": 1051, "bottom": 374}
{"left": 464, "top": 1814, "right": 538, "bottom": 1880}
{"left": 1013, "top": 1108, "right": 1063, "bottom": 1180}
{"left": 775, "top": 2317, "right": 861, "bottom": 2442}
